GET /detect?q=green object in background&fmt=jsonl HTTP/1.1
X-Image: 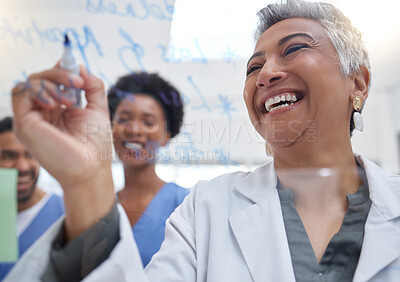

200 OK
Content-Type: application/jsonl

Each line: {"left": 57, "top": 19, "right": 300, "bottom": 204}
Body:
{"left": 0, "top": 168, "right": 18, "bottom": 262}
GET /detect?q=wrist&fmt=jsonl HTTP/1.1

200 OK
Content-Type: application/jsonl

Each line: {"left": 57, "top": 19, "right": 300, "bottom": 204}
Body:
{"left": 63, "top": 165, "right": 115, "bottom": 241}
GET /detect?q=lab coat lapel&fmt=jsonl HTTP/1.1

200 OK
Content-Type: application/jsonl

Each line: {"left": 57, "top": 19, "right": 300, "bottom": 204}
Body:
{"left": 353, "top": 155, "right": 400, "bottom": 281}
{"left": 353, "top": 205, "right": 400, "bottom": 281}
{"left": 229, "top": 162, "right": 295, "bottom": 282}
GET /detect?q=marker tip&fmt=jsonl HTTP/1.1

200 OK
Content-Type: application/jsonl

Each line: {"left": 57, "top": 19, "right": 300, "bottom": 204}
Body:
{"left": 64, "top": 34, "right": 70, "bottom": 46}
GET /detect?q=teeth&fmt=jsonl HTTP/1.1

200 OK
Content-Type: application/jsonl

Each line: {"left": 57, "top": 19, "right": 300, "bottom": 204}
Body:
{"left": 270, "top": 103, "right": 290, "bottom": 112}
{"left": 264, "top": 93, "right": 299, "bottom": 112}
{"left": 124, "top": 142, "right": 143, "bottom": 150}
{"left": 18, "top": 175, "right": 32, "bottom": 183}
{"left": 266, "top": 98, "right": 274, "bottom": 108}
{"left": 264, "top": 100, "right": 269, "bottom": 111}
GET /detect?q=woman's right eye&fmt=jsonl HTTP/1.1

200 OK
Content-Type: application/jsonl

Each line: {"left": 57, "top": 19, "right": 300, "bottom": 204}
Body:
{"left": 246, "top": 65, "right": 262, "bottom": 76}
{"left": 0, "top": 151, "right": 18, "bottom": 161}
{"left": 115, "top": 118, "right": 130, "bottom": 126}
{"left": 116, "top": 118, "right": 126, "bottom": 123}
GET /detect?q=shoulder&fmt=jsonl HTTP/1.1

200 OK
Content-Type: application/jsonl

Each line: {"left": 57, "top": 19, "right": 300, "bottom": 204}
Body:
{"left": 48, "top": 193, "right": 63, "bottom": 200}
{"left": 170, "top": 161, "right": 276, "bottom": 229}
{"left": 192, "top": 160, "right": 275, "bottom": 198}
{"left": 380, "top": 172, "right": 400, "bottom": 199}
{"left": 166, "top": 182, "right": 189, "bottom": 193}
{"left": 46, "top": 193, "right": 65, "bottom": 211}
{"left": 357, "top": 154, "right": 400, "bottom": 208}
{"left": 358, "top": 154, "right": 400, "bottom": 189}
{"left": 182, "top": 160, "right": 276, "bottom": 212}
{"left": 193, "top": 170, "right": 252, "bottom": 195}
{"left": 164, "top": 182, "right": 190, "bottom": 199}
{"left": 47, "top": 193, "right": 63, "bottom": 202}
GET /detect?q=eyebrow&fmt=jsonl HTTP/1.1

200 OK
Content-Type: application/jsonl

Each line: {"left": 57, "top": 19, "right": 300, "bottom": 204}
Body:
{"left": 118, "top": 110, "right": 132, "bottom": 116}
{"left": 142, "top": 113, "right": 157, "bottom": 119}
{"left": 247, "top": 33, "right": 315, "bottom": 67}
{"left": 0, "top": 149, "right": 18, "bottom": 153}
{"left": 278, "top": 33, "right": 314, "bottom": 46}
{"left": 0, "top": 150, "right": 19, "bottom": 157}
{"left": 247, "top": 51, "right": 264, "bottom": 67}
{"left": 117, "top": 111, "right": 157, "bottom": 119}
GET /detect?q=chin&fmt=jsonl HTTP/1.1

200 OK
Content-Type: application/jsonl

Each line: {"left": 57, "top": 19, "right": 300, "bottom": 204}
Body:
{"left": 123, "top": 159, "right": 155, "bottom": 169}
{"left": 259, "top": 120, "right": 309, "bottom": 144}
{"left": 261, "top": 129, "right": 304, "bottom": 148}
{"left": 17, "top": 187, "right": 35, "bottom": 203}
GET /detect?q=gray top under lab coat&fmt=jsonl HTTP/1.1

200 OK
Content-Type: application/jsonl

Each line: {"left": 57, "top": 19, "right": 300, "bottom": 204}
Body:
{"left": 277, "top": 169, "right": 371, "bottom": 282}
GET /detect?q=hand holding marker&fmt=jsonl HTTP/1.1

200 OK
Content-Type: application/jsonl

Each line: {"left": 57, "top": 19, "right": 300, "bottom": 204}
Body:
{"left": 60, "top": 34, "right": 83, "bottom": 108}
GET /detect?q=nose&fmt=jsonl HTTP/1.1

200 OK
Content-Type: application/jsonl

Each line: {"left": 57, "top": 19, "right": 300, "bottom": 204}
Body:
{"left": 122, "top": 120, "right": 143, "bottom": 139}
{"left": 15, "top": 156, "right": 31, "bottom": 172}
{"left": 256, "top": 59, "right": 288, "bottom": 88}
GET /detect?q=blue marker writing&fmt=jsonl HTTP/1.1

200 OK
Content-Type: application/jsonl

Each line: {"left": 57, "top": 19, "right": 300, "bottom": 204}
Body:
{"left": 60, "top": 34, "right": 82, "bottom": 107}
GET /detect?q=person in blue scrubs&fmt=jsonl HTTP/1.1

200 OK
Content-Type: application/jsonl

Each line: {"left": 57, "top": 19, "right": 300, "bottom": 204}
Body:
{"left": 0, "top": 117, "right": 64, "bottom": 280}
{"left": 107, "top": 72, "right": 189, "bottom": 267}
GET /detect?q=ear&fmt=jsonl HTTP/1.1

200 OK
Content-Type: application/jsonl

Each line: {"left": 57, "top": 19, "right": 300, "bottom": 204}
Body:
{"left": 351, "top": 66, "right": 370, "bottom": 102}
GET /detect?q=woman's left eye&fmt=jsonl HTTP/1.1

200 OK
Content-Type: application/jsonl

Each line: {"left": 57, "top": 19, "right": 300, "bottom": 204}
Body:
{"left": 284, "top": 44, "right": 308, "bottom": 56}
{"left": 116, "top": 118, "right": 129, "bottom": 126}
{"left": 144, "top": 120, "right": 155, "bottom": 127}
{"left": 246, "top": 65, "right": 262, "bottom": 76}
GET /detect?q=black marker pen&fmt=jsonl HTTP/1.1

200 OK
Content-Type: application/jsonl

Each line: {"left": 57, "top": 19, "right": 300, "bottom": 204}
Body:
{"left": 60, "top": 34, "right": 82, "bottom": 107}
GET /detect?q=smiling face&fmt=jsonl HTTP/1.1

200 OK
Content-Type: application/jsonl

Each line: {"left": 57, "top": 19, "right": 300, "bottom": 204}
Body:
{"left": 0, "top": 131, "right": 40, "bottom": 203}
{"left": 112, "top": 94, "right": 170, "bottom": 168}
{"left": 244, "top": 18, "right": 357, "bottom": 152}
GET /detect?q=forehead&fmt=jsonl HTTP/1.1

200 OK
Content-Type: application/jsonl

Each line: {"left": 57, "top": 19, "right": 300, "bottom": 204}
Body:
{"left": 255, "top": 18, "right": 328, "bottom": 50}
{"left": 116, "top": 94, "right": 164, "bottom": 116}
{"left": 0, "top": 131, "right": 28, "bottom": 151}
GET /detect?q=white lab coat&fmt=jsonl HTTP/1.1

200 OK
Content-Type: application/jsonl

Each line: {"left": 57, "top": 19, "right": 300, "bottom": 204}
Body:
{"left": 5, "top": 154, "right": 400, "bottom": 281}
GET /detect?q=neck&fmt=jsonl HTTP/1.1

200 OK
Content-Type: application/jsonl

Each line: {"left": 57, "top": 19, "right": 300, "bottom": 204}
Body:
{"left": 273, "top": 138, "right": 363, "bottom": 209}
{"left": 18, "top": 187, "right": 46, "bottom": 212}
{"left": 120, "top": 163, "right": 165, "bottom": 197}
{"left": 273, "top": 126, "right": 353, "bottom": 166}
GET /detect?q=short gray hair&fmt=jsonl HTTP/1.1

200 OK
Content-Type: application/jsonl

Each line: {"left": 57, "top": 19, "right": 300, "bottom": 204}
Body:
{"left": 255, "top": 0, "right": 371, "bottom": 135}
{"left": 255, "top": 0, "right": 371, "bottom": 79}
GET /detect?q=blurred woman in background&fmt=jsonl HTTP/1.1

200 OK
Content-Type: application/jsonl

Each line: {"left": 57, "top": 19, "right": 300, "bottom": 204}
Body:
{"left": 107, "top": 72, "right": 189, "bottom": 267}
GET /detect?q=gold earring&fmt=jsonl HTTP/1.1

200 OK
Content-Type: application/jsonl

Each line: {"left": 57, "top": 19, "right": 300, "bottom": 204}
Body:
{"left": 352, "top": 96, "right": 363, "bottom": 111}
{"left": 352, "top": 96, "right": 364, "bottom": 132}
{"left": 265, "top": 143, "right": 273, "bottom": 156}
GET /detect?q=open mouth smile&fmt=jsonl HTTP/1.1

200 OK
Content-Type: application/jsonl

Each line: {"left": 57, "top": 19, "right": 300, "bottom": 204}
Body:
{"left": 18, "top": 174, "right": 33, "bottom": 184}
{"left": 262, "top": 91, "right": 304, "bottom": 114}
{"left": 17, "top": 171, "right": 35, "bottom": 191}
{"left": 122, "top": 141, "right": 145, "bottom": 150}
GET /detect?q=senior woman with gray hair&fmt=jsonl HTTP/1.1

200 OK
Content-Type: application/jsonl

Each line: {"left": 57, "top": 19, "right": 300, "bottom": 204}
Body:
{"left": 7, "top": 0, "right": 400, "bottom": 281}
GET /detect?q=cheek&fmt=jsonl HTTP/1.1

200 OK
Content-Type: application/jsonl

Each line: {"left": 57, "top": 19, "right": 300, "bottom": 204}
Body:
{"left": 0, "top": 163, "right": 13, "bottom": 169}
{"left": 243, "top": 93, "right": 261, "bottom": 133}
{"left": 243, "top": 90, "right": 251, "bottom": 108}
{"left": 243, "top": 83, "right": 256, "bottom": 113}
{"left": 151, "top": 121, "right": 169, "bottom": 139}
{"left": 31, "top": 162, "right": 40, "bottom": 175}
{"left": 147, "top": 130, "right": 166, "bottom": 146}
{"left": 148, "top": 123, "right": 163, "bottom": 136}
{"left": 111, "top": 124, "right": 119, "bottom": 139}
{"left": 113, "top": 125, "right": 130, "bottom": 141}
